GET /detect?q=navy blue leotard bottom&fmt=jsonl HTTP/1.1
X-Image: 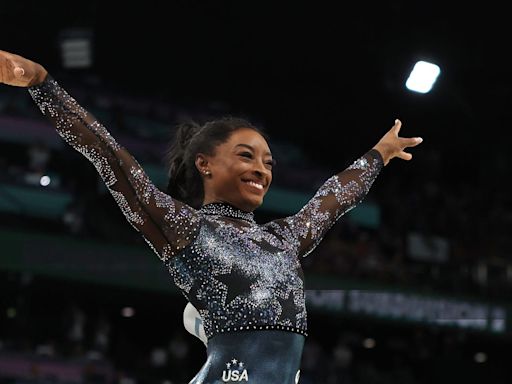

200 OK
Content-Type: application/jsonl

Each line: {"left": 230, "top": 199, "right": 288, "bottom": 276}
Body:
{"left": 189, "top": 330, "right": 305, "bottom": 383}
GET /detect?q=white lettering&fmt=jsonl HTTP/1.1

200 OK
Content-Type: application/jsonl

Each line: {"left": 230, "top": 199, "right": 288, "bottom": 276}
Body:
{"left": 222, "top": 369, "right": 249, "bottom": 382}
{"left": 239, "top": 369, "right": 249, "bottom": 381}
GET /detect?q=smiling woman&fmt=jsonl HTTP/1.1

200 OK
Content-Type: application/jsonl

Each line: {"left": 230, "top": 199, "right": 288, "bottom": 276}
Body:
{"left": 0, "top": 49, "right": 422, "bottom": 383}
{"left": 165, "top": 118, "right": 273, "bottom": 212}
{"left": 198, "top": 128, "right": 274, "bottom": 211}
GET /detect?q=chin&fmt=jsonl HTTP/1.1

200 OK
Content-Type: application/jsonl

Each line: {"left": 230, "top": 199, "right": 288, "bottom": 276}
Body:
{"left": 240, "top": 195, "right": 263, "bottom": 212}
{"left": 243, "top": 201, "right": 261, "bottom": 212}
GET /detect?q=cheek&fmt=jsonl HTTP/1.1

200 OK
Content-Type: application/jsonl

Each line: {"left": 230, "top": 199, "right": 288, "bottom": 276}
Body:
{"left": 225, "top": 162, "right": 250, "bottom": 177}
{"left": 215, "top": 165, "right": 243, "bottom": 188}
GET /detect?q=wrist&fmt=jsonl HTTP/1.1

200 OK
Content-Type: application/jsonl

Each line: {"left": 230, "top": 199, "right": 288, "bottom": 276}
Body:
{"left": 372, "top": 143, "right": 392, "bottom": 166}
{"left": 29, "top": 65, "right": 48, "bottom": 87}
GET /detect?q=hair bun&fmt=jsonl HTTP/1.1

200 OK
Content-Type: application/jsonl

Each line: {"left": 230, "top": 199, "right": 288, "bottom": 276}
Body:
{"left": 175, "top": 121, "right": 202, "bottom": 149}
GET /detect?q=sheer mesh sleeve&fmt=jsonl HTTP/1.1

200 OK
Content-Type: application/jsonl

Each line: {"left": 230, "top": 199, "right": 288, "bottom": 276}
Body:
{"left": 28, "top": 75, "right": 200, "bottom": 262}
{"left": 275, "top": 149, "right": 384, "bottom": 258}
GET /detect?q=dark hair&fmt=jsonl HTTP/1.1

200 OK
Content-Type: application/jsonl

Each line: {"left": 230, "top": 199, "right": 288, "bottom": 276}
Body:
{"left": 165, "top": 116, "right": 267, "bottom": 208}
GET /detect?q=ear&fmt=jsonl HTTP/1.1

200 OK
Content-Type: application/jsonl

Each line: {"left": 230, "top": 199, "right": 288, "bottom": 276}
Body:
{"left": 195, "top": 153, "right": 209, "bottom": 174}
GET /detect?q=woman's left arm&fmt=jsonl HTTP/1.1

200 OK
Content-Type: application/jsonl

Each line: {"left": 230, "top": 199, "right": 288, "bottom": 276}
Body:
{"left": 283, "top": 119, "right": 423, "bottom": 258}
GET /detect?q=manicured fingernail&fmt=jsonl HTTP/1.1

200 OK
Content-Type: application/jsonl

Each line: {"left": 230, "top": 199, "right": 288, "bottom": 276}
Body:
{"left": 417, "top": 137, "right": 423, "bottom": 142}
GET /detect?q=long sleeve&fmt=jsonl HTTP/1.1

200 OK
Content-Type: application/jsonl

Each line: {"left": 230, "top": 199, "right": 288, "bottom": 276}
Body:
{"left": 270, "top": 149, "right": 384, "bottom": 258}
{"left": 28, "top": 75, "right": 200, "bottom": 262}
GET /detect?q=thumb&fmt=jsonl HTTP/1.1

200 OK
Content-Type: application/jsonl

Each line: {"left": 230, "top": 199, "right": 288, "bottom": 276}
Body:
{"left": 14, "top": 66, "right": 25, "bottom": 78}
{"left": 392, "top": 119, "right": 402, "bottom": 135}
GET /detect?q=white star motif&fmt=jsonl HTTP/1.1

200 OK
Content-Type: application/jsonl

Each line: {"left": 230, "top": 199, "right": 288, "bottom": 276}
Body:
{"left": 226, "top": 363, "right": 231, "bottom": 369}
{"left": 239, "top": 362, "right": 244, "bottom": 368}
{"left": 232, "top": 358, "right": 238, "bottom": 364}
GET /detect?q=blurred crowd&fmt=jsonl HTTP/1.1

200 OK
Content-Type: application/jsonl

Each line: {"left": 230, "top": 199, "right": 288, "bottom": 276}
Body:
{"left": 1, "top": 72, "right": 511, "bottom": 383}
{"left": 0, "top": 271, "right": 507, "bottom": 384}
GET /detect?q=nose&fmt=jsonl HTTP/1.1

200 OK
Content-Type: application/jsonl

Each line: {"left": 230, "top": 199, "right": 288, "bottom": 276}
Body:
{"left": 255, "top": 159, "right": 269, "bottom": 173}
{"left": 252, "top": 159, "right": 271, "bottom": 180}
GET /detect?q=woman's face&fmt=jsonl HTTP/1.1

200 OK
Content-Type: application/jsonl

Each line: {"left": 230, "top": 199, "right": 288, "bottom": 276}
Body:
{"left": 197, "top": 128, "right": 273, "bottom": 212}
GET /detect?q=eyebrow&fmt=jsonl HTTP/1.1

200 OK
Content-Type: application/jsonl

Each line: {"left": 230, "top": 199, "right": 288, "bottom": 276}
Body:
{"left": 235, "top": 144, "right": 272, "bottom": 157}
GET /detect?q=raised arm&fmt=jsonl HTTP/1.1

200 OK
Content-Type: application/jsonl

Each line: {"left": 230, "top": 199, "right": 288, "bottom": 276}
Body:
{"left": 0, "top": 50, "right": 200, "bottom": 262}
{"left": 270, "top": 120, "right": 422, "bottom": 258}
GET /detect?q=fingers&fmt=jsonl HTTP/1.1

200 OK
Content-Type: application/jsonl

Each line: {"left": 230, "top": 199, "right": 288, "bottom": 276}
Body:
{"left": 9, "top": 57, "right": 24, "bottom": 77}
{"left": 392, "top": 118, "right": 422, "bottom": 148}
{"left": 0, "top": 56, "right": 14, "bottom": 84}
{"left": 0, "top": 50, "right": 14, "bottom": 59}
{"left": 400, "top": 136, "right": 423, "bottom": 148}
{"left": 398, "top": 151, "right": 413, "bottom": 161}
{"left": 396, "top": 137, "right": 421, "bottom": 162}
{"left": 0, "top": 51, "right": 35, "bottom": 87}
{"left": 411, "top": 137, "right": 423, "bottom": 146}
{"left": 387, "top": 118, "right": 422, "bottom": 163}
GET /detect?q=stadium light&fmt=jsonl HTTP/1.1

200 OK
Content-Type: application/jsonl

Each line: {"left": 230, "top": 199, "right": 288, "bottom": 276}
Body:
{"left": 121, "top": 307, "right": 135, "bottom": 317}
{"left": 59, "top": 28, "right": 93, "bottom": 69}
{"left": 405, "top": 60, "right": 440, "bottom": 94}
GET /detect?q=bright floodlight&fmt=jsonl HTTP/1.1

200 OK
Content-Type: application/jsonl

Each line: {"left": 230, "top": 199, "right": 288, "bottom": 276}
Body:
{"left": 405, "top": 61, "right": 440, "bottom": 94}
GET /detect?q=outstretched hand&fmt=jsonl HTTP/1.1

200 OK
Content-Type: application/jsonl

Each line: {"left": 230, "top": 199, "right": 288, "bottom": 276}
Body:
{"left": 0, "top": 49, "right": 47, "bottom": 87}
{"left": 372, "top": 119, "right": 423, "bottom": 166}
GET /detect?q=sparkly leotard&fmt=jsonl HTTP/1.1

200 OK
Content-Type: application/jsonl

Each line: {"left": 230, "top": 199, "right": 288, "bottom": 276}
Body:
{"left": 28, "top": 75, "right": 384, "bottom": 383}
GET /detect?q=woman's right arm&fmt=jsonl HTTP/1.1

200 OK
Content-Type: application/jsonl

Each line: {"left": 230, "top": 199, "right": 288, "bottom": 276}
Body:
{"left": 1, "top": 50, "right": 200, "bottom": 262}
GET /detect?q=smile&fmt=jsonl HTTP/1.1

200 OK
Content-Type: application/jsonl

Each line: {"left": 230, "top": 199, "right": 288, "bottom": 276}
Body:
{"left": 243, "top": 180, "right": 264, "bottom": 190}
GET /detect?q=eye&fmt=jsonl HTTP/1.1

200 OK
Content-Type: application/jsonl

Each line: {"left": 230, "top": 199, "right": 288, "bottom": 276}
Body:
{"left": 239, "top": 152, "right": 253, "bottom": 159}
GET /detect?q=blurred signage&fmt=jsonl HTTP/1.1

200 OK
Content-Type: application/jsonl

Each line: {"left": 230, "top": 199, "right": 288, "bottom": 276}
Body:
{"left": 306, "top": 289, "right": 507, "bottom": 334}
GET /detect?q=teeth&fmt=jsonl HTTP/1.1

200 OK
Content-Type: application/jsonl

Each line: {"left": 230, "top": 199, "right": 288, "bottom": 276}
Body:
{"left": 245, "top": 181, "right": 263, "bottom": 190}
